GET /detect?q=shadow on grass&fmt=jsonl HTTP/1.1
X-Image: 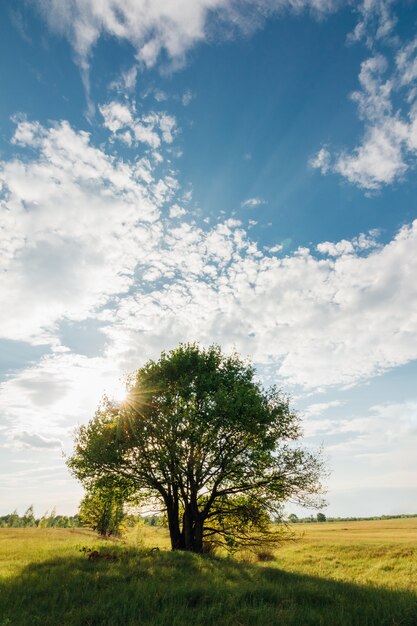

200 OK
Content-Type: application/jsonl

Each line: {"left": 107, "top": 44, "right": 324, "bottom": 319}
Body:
{"left": 0, "top": 546, "right": 416, "bottom": 626}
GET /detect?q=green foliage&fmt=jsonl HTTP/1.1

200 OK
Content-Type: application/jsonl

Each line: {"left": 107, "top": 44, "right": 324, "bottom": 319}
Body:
{"left": 68, "top": 343, "right": 325, "bottom": 553}
{"left": 317, "top": 513, "right": 327, "bottom": 522}
{"left": 203, "top": 494, "right": 286, "bottom": 554}
{"left": 0, "top": 507, "right": 79, "bottom": 529}
{"left": 4, "top": 510, "right": 22, "bottom": 528}
{"left": 21, "top": 506, "right": 36, "bottom": 528}
{"left": 143, "top": 514, "right": 162, "bottom": 527}
{"left": 79, "top": 487, "right": 126, "bottom": 537}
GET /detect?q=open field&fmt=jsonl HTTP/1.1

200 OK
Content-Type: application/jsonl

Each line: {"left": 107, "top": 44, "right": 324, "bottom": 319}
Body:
{"left": 0, "top": 519, "right": 416, "bottom": 625}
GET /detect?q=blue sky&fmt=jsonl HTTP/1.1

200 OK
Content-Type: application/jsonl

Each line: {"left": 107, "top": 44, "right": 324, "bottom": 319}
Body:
{"left": 1, "top": 0, "right": 417, "bottom": 517}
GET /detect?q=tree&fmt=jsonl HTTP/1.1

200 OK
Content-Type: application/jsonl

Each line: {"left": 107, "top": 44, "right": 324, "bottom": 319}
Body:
{"left": 316, "top": 512, "right": 327, "bottom": 522}
{"left": 78, "top": 486, "right": 126, "bottom": 537}
{"left": 288, "top": 513, "right": 299, "bottom": 523}
{"left": 22, "top": 505, "right": 36, "bottom": 528}
{"left": 6, "top": 510, "right": 21, "bottom": 528}
{"left": 68, "top": 343, "right": 324, "bottom": 553}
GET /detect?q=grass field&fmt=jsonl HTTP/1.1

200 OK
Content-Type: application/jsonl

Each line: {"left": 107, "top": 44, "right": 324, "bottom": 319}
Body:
{"left": 0, "top": 519, "right": 416, "bottom": 625}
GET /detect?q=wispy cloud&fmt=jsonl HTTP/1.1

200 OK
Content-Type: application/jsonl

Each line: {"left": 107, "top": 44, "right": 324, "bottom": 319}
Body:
{"left": 34, "top": 0, "right": 338, "bottom": 71}
{"left": 181, "top": 90, "right": 194, "bottom": 106}
{"left": 312, "top": 7, "right": 417, "bottom": 190}
{"left": 349, "top": 0, "right": 397, "bottom": 47}
{"left": 303, "top": 400, "right": 342, "bottom": 418}
{"left": 32, "top": 0, "right": 338, "bottom": 115}
{"left": 241, "top": 197, "right": 267, "bottom": 208}
{"left": 109, "top": 65, "right": 138, "bottom": 93}
{"left": 13, "top": 432, "right": 62, "bottom": 449}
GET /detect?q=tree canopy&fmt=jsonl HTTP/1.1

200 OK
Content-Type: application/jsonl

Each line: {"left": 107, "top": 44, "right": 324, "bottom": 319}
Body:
{"left": 68, "top": 343, "right": 324, "bottom": 553}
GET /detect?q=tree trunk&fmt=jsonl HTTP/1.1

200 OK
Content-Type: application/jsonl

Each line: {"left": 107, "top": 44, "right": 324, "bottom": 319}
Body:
{"left": 166, "top": 498, "right": 183, "bottom": 550}
{"left": 193, "top": 517, "right": 204, "bottom": 554}
{"left": 166, "top": 495, "right": 204, "bottom": 553}
{"left": 182, "top": 507, "right": 194, "bottom": 551}
{"left": 182, "top": 508, "right": 204, "bottom": 553}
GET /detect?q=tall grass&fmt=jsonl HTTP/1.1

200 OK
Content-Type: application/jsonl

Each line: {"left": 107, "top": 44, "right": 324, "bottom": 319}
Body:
{"left": 0, "top": 519, "right": 416, "bottom": 626}
{"left": 275, "top": 518, "right": 417, "bottom": 591}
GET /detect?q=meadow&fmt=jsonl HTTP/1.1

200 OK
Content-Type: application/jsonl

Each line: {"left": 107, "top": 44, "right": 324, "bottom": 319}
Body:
{"left": 0, "top": 518, "right": 416, "bottom": 625}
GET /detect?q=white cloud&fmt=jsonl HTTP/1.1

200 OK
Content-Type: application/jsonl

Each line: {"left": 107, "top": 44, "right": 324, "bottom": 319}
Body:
{"left": 0, "top": 117, "right": 175, "bottom": 344}
{"left": 13, "top": 432, "right": 63, "bottom": 449}
{"left": 314, "top": 24, "right": 417, "bottom": 189}
{"left": 316, "top": 400, "right": 417, "bottom": 485}
{"left": 169, "top": 204, "right": 187, "bottom": 218}
{"left": 182, "top": 89, "right": 194, "bottom": 106}
{"left": 316, "top": 232, "right": 378, "bottom": 257}
{"left": 34, "top": 0, "right": 338, "bottom": 77}
{"left": 3, "top": 114, "right": 417, "bottom": 397}
{"left": 33, "top": 0, "right": 340, "bottom": 122}
{"left": 98, "top": 101, "right": 133, "bottom": 132}
{"left": 241, "top": 197, "right": 267, "bottom": 208}
{"left": 335, "top": 117, "right": 408, "bottom": 189}
{"left": 0, "top": 351, "right": 127, "bottom": 451}
{"left": 310, "top": 147, "right": 331, "bottom": 174}
{"left": 299, "top": 397, "right": 417, "bottom": 516}
{"left": 349, "top": 0, "right": 397, "bottom": 47}
{"left": 303, "top": 400, "right": 342, "bottom": 418}
{"left": 268, "top": 244, "right": 283, "bottom": 253}
{"left": 100, "top": 101, "right": 177, "bottom": 149}
{"left": 154, "top": 89, "right": 168, "bottom": 102}
{"left": 101, "top": 219, "right": 417, "bottom": 389}
{"left": 109, "top": 65, "right": 138, "bottom": 93}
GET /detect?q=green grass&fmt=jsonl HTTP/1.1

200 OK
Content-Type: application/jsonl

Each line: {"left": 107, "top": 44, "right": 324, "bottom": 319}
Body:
{"left": 0, "top": 520, "right": 416, "bottom": 625}
{"left": 275, "top": 518, "right": 417, "bottom": 591}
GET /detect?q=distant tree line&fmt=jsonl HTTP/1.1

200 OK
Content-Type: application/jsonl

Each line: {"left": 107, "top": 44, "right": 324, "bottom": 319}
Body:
{"left": 287, "top": 513, "right": 417, "bottom": 523}
{"left": 0, "top": 506, "right": 80, "bottom": 528}
{"left": 0, "top": 503, "right": 165, "bottom": 534}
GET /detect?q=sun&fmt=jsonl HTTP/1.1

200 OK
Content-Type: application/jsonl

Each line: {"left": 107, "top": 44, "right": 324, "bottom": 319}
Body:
{"left": 106, "top": 378, "right": 128, "bottom": 404}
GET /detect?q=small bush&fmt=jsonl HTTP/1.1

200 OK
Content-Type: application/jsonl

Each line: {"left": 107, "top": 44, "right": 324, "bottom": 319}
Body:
{"left": 255, "top": 549, "right": 276, "bottom": 562}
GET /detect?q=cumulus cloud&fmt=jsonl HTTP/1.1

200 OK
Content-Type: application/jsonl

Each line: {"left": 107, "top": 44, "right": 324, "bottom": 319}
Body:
{"left": 0, "top": 116, "right": 176, "bottom": 344}
{"left": 99, "top": 101, "right": 177, "bottom": 149}
{"left": 100, "top": 219, "right": 417, "bottom": 389}
{"left": 316, "top": 232, "right": 378, "bottom": 257}
{"left": 2, "top": 114, "right": 417, "bottom": 397}
{"left": 169, "top": 204, "right": 187, "bottom": 218}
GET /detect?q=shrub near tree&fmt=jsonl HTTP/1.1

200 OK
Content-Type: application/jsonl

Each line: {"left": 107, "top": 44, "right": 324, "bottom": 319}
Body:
{"left": 78, "top": 486, "right": 126, "bottom": 537}
{"left": 68, "top": 343, "right": 325, "bottom": 553}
